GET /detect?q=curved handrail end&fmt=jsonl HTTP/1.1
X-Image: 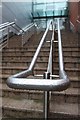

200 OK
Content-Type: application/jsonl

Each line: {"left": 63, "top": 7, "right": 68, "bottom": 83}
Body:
{"left": 7, "top": 76, "right": 70, "bottom": 92}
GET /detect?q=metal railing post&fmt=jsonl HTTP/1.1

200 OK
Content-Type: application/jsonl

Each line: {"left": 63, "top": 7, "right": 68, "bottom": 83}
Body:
{"left": 22, "top": 32, "right": 24, "bottom": 47}
{"left": 7, "top": 26, "right": 9, "bottom": 48}
{"left": 43, "top": 72, "right": 50, "bottom": 120}
{"left": 51, "top": 21, "right": 54, "bottom": 76}
{"left": 57, "top": 19, "right": 64, "bottom": 73}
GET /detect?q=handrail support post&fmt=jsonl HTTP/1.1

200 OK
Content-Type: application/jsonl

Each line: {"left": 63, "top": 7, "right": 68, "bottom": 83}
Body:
{"left": 43, "top": 72, "right": 50, "bottom": 120}
{"left": 7, "top": 26, "right": 10, "bottom": 48}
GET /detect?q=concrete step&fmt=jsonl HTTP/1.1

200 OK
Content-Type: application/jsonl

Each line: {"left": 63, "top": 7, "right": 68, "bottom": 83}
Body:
{"left": 2, "top": 47, "right": 50, "bottom": 53}
{"left": 2, "top": 46, "right": 49, "bottom": 50}
{"left": 2, "top": 49, "right": 80, "bottom": 60}
{"left": 2, "top": 43, "right": 50, "bottom": 51}
{"left": 2, "top": 56, "right": 49, "bottom": 63}
{"left": 53, "top": 61, "right": 79, "bottom": 69}
{"left": 53, "top": 57, "right": 79, "bottom": 62}
{"left": 2, "top": 60, "right": 79, "bottom": 69}
{"left": 61, "top": 31, "right": 79, "bottom": 46}
{"left": 2, "top": 97, "right": 80, "bottom": 118}
{"left": 23, "top": 31, "right": 52, "bottom": 48}
{"left": 7, "top": 31, "right": 45, "bottom": 48}
{"left": 54, "top": 47, "right": 80, "bottom": 52}
{"left": 53, "top": 67, "right": 80, "bottom": 77}
{"left": 54, "top": 52, "right": 80, "bottom": 57}
{"left": 2, "top": 46, "right": 79, "bottom": 52}
{"left": 2, "top": 55, "right": 80, "bottom": 64}
{"left": 8, "top": 35, "right": 22, "bottom": 48}
{"left": 2, "top": 61, "right": 48, "bottom": 68}
{"left": 2, "top": 51, "right": 80, "bottom": 58}
{"left": 0, "top": 66, "right": 80, "bottom": 76}
{"left": 70, "top": 77, "right": 80, "bottom": 88}
{"left": 1, "top": 66, "right": 79, "bottom": 78}
{"left": 1, "top": 66, "right": 47, "bottom": 75}
{"left": 2, "top": 53, "right": 50, "bottom": 58}
{"left": 1, "top": 83, "right": 80, "bottom": 104}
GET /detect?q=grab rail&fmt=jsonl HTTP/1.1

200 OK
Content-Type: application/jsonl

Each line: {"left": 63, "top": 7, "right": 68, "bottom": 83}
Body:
{"left": 0, "top": 22, "right": 25, "bottom": 33}
{"left": 0, "top": 22, "right": 15, "bottom": 30}
{"left": 23, "top": 23, "right": 36, "bottom": 32}
{"left": 7, "top": 20, "right": 52, "bottom": 79}
{"left": 0, "top": 22, "right": 9, "bottom": 27}
{"left": 7, "top": 19, "right": 70, "bottom": 91}
{"left": 0, "top": 22, "right": 24, "bottom": 49}
{"left": 0, "top": 22, "right": 36, "bottom": 49}
{"left": 7, "top": 19, "right": 70, "bottom": 119}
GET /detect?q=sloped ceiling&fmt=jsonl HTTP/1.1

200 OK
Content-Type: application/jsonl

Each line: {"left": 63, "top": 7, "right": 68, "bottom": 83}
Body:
{"left": 2, "top": 1, "right": 33, "bottom": 28}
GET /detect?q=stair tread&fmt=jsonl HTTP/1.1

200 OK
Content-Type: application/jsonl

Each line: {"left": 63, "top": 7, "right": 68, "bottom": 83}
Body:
{"left": 1, "top": 66, "right": 28, "bottom": 69}
{"left": 1, "top": 66, "right": 80, "bottom": 70}
{"left": 2, "top": 48, "right": 79, "bottom": 54}
{"left": 2, "top": 54, "right": 80, "bottom": 58}
{"left": 2, "top": 96, "right": 43, "bottom": 111}
{"left": 54, "top": 67, "right": 80, "bottom": 71}
{"left": 2, "top": 83, "right": 43, "bottom": 93}
{"left": 1, "top": 66, "right": 48, "bottom": 71}
{"left": 1, "top": 83, "right": 80, "bottom": 96}
{"left": 2, "top": 46, "right": 50, "bottom": 51}
{"left": 69, "top": 76, "right": 80, "bottom": 81}
{"left": 0, "top": 74, "right": 80, "bottom": 81}
{"left": 2, "top": 96, "right": 80, "bottom": 116}
{"left": 2, "top": 60, "right": 79, "bottom": 63}
{"left": 52, "top": 87, "right": 80, "bottom": 95}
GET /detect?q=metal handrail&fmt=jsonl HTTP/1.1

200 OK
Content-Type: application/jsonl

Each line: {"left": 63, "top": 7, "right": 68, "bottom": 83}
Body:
{"left": 47, "top": 22, "right": 54, "bottom": 74}
{"left": 0, "top": 22, "right": 15, "bottom": 30}
{"left": 7, "top": 20, "right": 52, "bottom": 78}
{"left": 0, "top": 22, "right": 23, "bottom": 49}
{"left": 23, "top": 23, "right": 36, "bottom": 32}
{"left": 0, "top": 22, "right": 36, "bottom": 49}
{"left": 76, "top": 20, "right": 80, "bottom": 24}
{"left": 7, "top": 19, "right": 70, "bottom": 91}
{"left": 0, "top": 22, "right": 25, "bottom": 34}
{"left": 0, "top": 21, "right": 39, "bottom": 34}
{"left": 0, "top": 22, "right": 9, "bottom": 28}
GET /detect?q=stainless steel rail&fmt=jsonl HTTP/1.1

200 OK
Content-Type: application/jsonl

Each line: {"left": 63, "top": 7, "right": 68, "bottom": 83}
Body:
{"left": 43, "top": 21, "right": 54, "bottom": 119}
{"left": 0, "top": 22, "right": 36, "bottom": 49}
{"left": 7, "top": 19, "right": 70, "bottom": 91}
{"left": 23, "top": 23, "right": 36, "bottom": 32}
{"left": 0, "top": 22, "right": 9, "bottom": 28}
{"left": 0, "top": 22, "right": 15, "bottom": 30}
{"left": 0, "top": 22, "right": 24, "bottom": 33}
{"left": 0, "top": 22, "right": 24, "bottom": 49}
{"left": 7, "top": 19, "right": 70, "bottom": 120}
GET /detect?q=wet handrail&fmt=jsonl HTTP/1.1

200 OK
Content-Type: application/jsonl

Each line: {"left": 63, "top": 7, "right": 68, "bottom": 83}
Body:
{"left": 7, "top": 19, "right": 70, "bottom": 91}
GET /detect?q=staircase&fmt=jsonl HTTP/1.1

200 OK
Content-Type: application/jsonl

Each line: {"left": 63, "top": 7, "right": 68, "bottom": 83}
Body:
{"left": 1, "top": 27, "right": 80, "bottom": 118}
